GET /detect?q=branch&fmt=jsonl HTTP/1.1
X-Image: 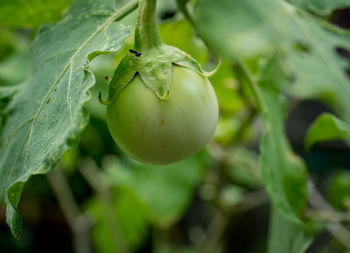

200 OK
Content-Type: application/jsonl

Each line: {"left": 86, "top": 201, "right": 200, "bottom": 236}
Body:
{"left": 232, "top": 61, "right": 266, "bottom": 114}
{"left": 79, "top": 158, "right": 130, "bottom": 253}
{"left": 308, "top": 179, "right": 350, "bottom": 250}
{"left": 47, "top": 168, "right": 91, "bottom": 253}
{"left": 175, "top": 0, "right": 195, "bottom": 26}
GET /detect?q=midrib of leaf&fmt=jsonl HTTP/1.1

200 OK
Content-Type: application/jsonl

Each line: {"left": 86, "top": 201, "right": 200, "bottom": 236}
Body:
{"left": 6, "top": 1, "right": 138, "bottom": 182}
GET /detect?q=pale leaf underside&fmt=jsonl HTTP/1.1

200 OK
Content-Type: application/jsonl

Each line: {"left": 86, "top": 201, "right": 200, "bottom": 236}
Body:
{"left": 0, "top": 0, "right": 133, "bottom": 237}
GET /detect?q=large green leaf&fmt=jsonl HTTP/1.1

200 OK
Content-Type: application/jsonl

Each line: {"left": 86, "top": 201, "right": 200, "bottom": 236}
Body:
{"left": 105, "top": 154, "right": 207, "bottom": 228}
{"left": 258, "top": 57, "right": 312, "bottom": 253}
{"left": 267, "top": 208, "right": 312, "bottom": 253}
{"left": 258, "top": 56, "right": 308, "bottom": 222}
{"left": 287, "top": 0, "right": 350, "bottom": 15}
{"left": 0, "top": 0, "right": 72, "bottom": 29}
{"left": 194, "top": 0, "right": 350, "bottom": 124}
{"left": 305, "top": 113, "right": 350, "bottom": 150}
{"left": 0, "top": 0, "right": 136, "bottom": 238}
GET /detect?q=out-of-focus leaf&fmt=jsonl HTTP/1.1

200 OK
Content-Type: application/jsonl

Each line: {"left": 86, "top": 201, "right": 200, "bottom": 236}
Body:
{"left": 105, "top": 153, "right": 207, "bottom": 228}
{"left": 218, "top": 185, "right": 245, "bottom": 208}
{"left": 268, "top": 208, "right": 312, "bottom": 253}
{"left": 153, "top": 245, "right": 222, "bottom": 253}
{"left": 0, "top": 0, "right": 72, "bottom": 29}
{"left": 157, "top": 0, "right": 177, "bottom": 18}
{"left": 0, "top": 0, "right": 134, "bottom": 238}
{"left": 225, "top": 148, "right": 262, "bottom": 188}
{"left": 58, "top": 149, "right": 79, "bottom": 173}
{"left": 194, "top": 0, "right": 314, "bottom": 248}
{"left": 258, "top": 56, "right": 308, "bottom": 222}
{"left": 86, "top": 188, "right": 148, "bottom": 253}
{"left": 0, "top": 29, "right": 16, "bottom": 61}
{"left": 209, "top": 61, "right": 244, "bottom": 115}
{"left": 0, "top": 45, "right": 31, "bottom": 87}
{"left": 0, "top": 85, "right": 23, "bottom": 113}
{"left": 159, "top": 19, "right": 208, "bottom": 65}
{"left": 194, "top": 0, "right": 350, "bottom": 127}
{"left": 214, "top": 117, "right": 240, "bottom": 144}
{"left": 0, "top": 34, "right": 31, "bottom": 115}
{"left": 327, "top": 170, "right": 350, "bottom": 210}
{"left": 305, "top": 113, "right": 350, "bottom": 150}
{"left": 287, "top": 0, "right": 350, "bottom": 15}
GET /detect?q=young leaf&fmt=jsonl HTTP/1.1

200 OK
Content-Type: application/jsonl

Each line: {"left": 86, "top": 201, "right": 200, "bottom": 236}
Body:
{"left": 305, "top": 113, "right": 350, "bottom": 150}
{"left": 0, "top": 0, "right": 136, "bottom": 238}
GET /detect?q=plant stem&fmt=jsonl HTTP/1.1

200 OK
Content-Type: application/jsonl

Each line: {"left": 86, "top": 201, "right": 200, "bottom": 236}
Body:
{"left": 198, "top": 210, "right": 227, "bottom": 252}
{"left": 79, "top": 158, "right": 130, "bottom": 253}
{"left": 308, "top": 179, "right": 350, "bottom": 250}
{"left": 47, "top": 168, "right": 91, "bottom": 253}
{"left": 229, "top": 108, "right": 257, "bottom": 145}
{"left": 232, "top": 61, "right": 266, "bottom": 114}
{"left": 175, "top": 0, "right": 195, "bottom": 26}
{"left": 134, "top": 0, "right": 162, "bottom": 51}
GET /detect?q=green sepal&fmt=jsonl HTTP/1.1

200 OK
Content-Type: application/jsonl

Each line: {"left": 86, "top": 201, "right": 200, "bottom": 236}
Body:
{"left": 169, "top": 45, "right": 221, "bottom": 77}
{"left": 102, "top": 44, "right": 219, "bottom": 103}
{"left": 136, "top": 47, "right": 173, "bottom": 99}
{"left": 99, "top": 54, "right": 137, "bottom": 105}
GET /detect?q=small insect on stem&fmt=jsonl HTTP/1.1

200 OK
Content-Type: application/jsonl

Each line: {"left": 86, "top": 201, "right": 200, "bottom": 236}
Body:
{"left": 129, "top": 49, "right": 141, "bottom": 57}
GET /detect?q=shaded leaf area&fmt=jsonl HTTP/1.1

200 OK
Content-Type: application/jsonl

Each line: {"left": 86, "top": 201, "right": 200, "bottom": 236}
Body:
{"left": 0, "top": 29, "right": 17, "bottom": 61}
{"left": 224, "top": 148, "right": 262, "bottom": 189}
{"left": 305, "top": 113, "right": 350, "bottom": 150}
{"left": 0, "top": 35, "right": 31, "bottom": 87}
{"left": 327, "top": 170, "right": 350, "bottom": 210}
{"left": 194, "top": 0, "right": 350, "bottom": 126}
{"left": 0, "top": 0, "right": 132, "bottom": 238}
{"left": 287, "top": 0, "right": 350, "bottom": 15}
{"left": 104, "top": 153, "right": 207, "bottom": 228}
{"left": 0, "top": 0, "right": 72, "bottom": 29}
{"left": 86, "top": 188, "right": 149, "bottom": 253}
{"left": 0, "top": 34, "right": 32, "bottom": 115}
{"left": 257, "top": 57, "right": 308, "bottom": 222}
{"left": 267, "top": 208, "right": 312, "bottom": 253}
{"left": 153, "top": 245, "right": 221, "bottom": 253}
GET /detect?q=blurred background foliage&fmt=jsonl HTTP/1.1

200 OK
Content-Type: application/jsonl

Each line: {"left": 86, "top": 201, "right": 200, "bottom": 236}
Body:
{"left": 0, "top": 0, "right": 350, "bottom": 252}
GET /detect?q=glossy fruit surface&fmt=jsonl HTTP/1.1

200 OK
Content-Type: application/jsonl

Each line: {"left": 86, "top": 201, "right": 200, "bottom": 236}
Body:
{"left": 106, "top": 65, "right": 218, "bottom": 165}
